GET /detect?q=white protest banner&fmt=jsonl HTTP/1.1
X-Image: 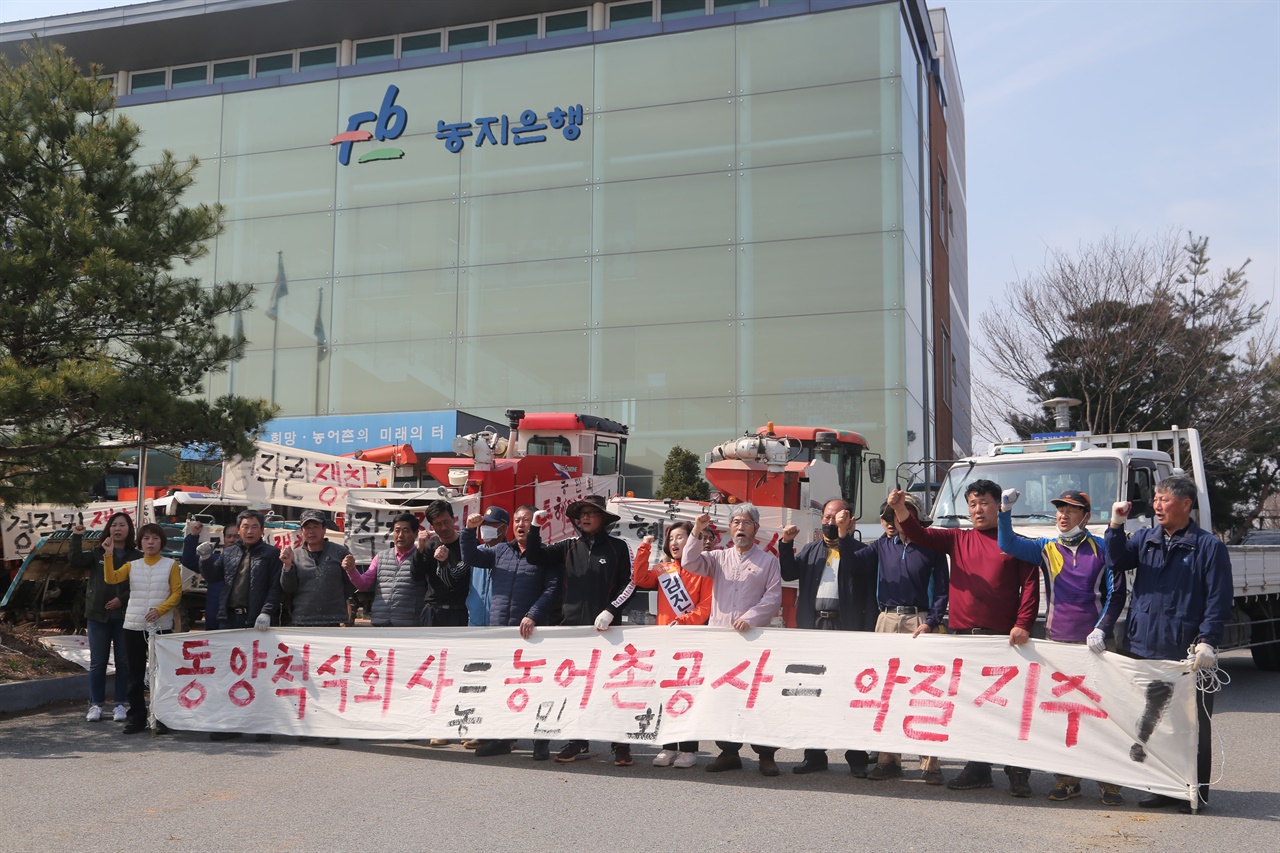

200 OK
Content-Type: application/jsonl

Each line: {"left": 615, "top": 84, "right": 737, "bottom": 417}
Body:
{"left": 343, "top": 488, "right": 476, "bottom": 564}
{"left": 153, "top": 627, "right": 1199, "bottom": 801}
{"left": 533, "top": 476, "right": 621, "bottom": 543}
{"left": 1, "top": 500, "right": 155, "bottom": 560}
{"left": 608, "top": 497, "right": 818, "bottom": 563}
{"left": 220, "top": 441, "right": 389, "bottom": 512}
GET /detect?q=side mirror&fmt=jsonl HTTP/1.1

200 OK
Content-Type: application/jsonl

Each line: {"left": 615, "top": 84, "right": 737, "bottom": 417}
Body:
{"left": 867, "top": 458, "right": 885, "bottom": 484}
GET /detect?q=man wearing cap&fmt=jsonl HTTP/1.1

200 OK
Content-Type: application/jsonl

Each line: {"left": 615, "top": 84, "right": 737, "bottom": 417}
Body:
{"left": 524, "top": 494, "right": 634, "bottom": 766}
{"left": 465, "top": 506, "right": 510, "bottom": 628}
{"left": 1106, "top": 475, "right": 1232, "bottom": 812}
{"left": 280, "top": 510, "right": 356, "bottom": 629}
{"left": 685, "top": 503, "right": 784, "bottom": 777}
{"left": 463, "top": 504, "right": 562, "bottom": 761}
{"left": 778, "top": 498, "right": 874, "bottom": 777}
{"left": 836, "top": 494, "right": 949, "bottom": 784}
{"left": 997, "top": 487, "right": 1126, "bottom": 805}
{"left": 888, "top": 480, "right": 1039, "bottom": 797}
{"left": 415, "top": 500, "right": 472, "bottom": 628}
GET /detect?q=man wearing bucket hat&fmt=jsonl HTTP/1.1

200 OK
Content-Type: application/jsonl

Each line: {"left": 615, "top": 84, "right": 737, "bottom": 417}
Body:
{"left": 997, "top": 487, "right": 1127, "bottom": 805}
{"left": 525, "top": 494, "right": 635, "bottom": 766}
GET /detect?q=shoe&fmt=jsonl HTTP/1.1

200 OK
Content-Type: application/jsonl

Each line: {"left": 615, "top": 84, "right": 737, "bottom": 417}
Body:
{"left": 867, "top": 763, "right": 903, "bottom": 781}
{"left": 947, "top": 763, "right": 994, "bottom": 790}
{"left": 792, "top": 757, "right": 829, "bottom": 775}
{"left": 112, "top": 705, "right": 127, "bottom": 722}
{"left": 757, "top": 754, "right": 780, "bottom": 777}
{"left": 1139, "top": 793, "right": 1179, "bottom": 809}
{"left": 1048, "top": 781, "right": 1081, "bottom": 801}
{"left": 922, "top": 769, "right": 945, "bottom": 786}
{"left": 475, "top": 740, "right": 513, "bottom": 757}
{"left": 1100, "top": 786, "right": 1124, "bottom": 807}
{"left": 209, "top": 732, "right": 242, "bottom": 742}
{"left": 122, "top": 719, "right": 147, "bottom": 735}
{"left": 429, "top": 738, "right": 452, "bottom": 746}
{"left": 254, "top": 734, "right": 273, "bottom": 743}
{"left": 1008, "top": 770, "right": 1033, "bottom": 798}
{"left": 86, "top": 705, "right": 102, "bottom": 722}
{"left": 845, "top": 751, "right": 869, "bottom": 778}
{"left": 532, "top": 741, "right": 550, "bottom": 761}
{"left": 463, "top": 739, "right": 482, "bottom": 749}
{"left": 154, "top": 721, "right": 171, "bottom": 735}
{"left": 653, "top": 749, "right": 677, "bottom": 767}
{"left": 613, "top": 745, "right": 633, "bottom": 766}
{"left": 705, "top": 751, "right": 743, "bottom": 773}
{"left": 554, "top": 741, "right": 592, "bottom": 763}
{"left": 673, "top": 751, "right": 697, "bottom": 769}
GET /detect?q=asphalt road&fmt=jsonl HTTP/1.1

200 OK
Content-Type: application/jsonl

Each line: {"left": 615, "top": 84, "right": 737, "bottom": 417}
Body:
{"left": 1, "top": 650, "right": 1276, "bottom": 853}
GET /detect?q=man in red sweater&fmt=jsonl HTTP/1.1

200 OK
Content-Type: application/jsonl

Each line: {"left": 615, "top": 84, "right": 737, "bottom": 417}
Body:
{"left": 888, "top": 479, "right": 1039, "bottom": 796}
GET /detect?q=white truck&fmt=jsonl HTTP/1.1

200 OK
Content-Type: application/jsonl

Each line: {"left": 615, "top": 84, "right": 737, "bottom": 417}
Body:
{"left": 917, "top": 427, "right": 1280, "bottom": 670}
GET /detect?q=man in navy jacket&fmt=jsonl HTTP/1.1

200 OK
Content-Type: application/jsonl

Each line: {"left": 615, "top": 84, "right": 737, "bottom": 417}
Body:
{"left": 1105, "top": 475, "right": 1233, "bottom": 811}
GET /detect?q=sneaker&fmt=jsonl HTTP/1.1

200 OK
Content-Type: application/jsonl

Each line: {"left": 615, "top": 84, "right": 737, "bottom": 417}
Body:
{"left": 86, "top": 705, "right": 102, "bottom": 723}
{"left": 1100, "top": 786, "right": 1124, "bottom": 807}
{"left": 947, "top": 762, "right": 993, "bottom": 790}
{"left": 1008, "top": 770, "right": 1033, "bottom": 798}
{"left": 554, "top": 741, "right": 592, "bottom": 763}
{"left": 673, "top": 751, "right": 697, "bottom": 769}
{"left": 653, "top": 749, "right": 677, "bottom": 767}
{"left": 705, "top": 751, "right": 743, "bottom": 773}
{"left": 1048, "top": 781, "right": 1082, "bottom": 801}
{"left": 112, "top": 705, "right": 127, "bottom": 722}
{"left": 867, "top": 762, "right": 902, "bottom": 781}
{"left": 613, "top": 745, "right": 633, "bottom": 766}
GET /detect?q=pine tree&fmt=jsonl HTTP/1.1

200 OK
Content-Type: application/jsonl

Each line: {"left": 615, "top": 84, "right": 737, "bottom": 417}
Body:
{"left": 0, "top": 42, "right": 274, "bottom": 506}
{"left": 655, "top": 446, "right": 711, "bottom": 501}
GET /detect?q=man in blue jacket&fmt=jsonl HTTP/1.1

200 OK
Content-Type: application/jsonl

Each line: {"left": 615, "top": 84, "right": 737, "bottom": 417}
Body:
{"left": 462, "top": 504, "right": 561, "bottom": 761}
{"left": 1105, "top": 475, "right": 1233, "bottom": 812}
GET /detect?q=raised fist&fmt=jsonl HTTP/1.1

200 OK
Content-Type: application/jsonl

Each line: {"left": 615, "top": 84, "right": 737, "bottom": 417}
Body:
{"left": 1111, "top": 501, "right": 1131, "bottom": 522}
{"left": 780, "top": 525, "right": 800, "bottom": 543}
{"left": 341, "top": 554, "right": 357, "bottom": 573}
{"left": 1001, "top": 488, "right": 1021, "bottom": 511}
{"left": 533, "top": 510, "right": 550, "bottom": 527}
{"left": 434, "top": 544, "right": 449, "bottom": 562}
{"left": 72, "top": 524, "right": 86, "bottom": 535}
{"left": 642, "top": 535, "right": 654, "bottom": 546}
{"left": 693, "top": 513, "right": 711, "bottom": 534}
{"left": 280, "top": 547, "right": 294, "bottom": 571}
{"left": 466, "top": 513, "right": 483, "bottom": 529}
{"left": 886, "top": 489, "right": 907, "bottom": 510}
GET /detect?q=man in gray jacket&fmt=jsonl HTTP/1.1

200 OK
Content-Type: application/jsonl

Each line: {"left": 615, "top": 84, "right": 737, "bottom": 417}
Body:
{"left": 281, "top": 509, "right": 354, "bottom": 627}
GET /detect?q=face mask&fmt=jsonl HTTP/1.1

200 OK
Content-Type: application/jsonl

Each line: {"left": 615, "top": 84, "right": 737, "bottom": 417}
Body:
{"left": 821, "top": 523, "right": 839, "bottom": 540}
{"left": 1060, "top": 524, "right": 1084, "bottom": 539}
{"left": 480, "top": 525, "right": 500, "bottom": 541}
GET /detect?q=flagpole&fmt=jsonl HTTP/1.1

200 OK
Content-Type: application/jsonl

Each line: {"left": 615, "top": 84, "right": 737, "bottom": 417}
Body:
{"left": 314, "top": 286, "right": 324, "bottom": 416}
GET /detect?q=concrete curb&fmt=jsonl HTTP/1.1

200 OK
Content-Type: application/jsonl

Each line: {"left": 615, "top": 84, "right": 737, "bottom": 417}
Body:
{"left": 0, "top": 674, "right": 88, "bottom": 714}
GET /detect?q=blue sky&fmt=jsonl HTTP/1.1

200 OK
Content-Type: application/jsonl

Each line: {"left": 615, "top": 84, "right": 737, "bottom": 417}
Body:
{"left": 6, "top": 0, "right": 1279, "bottom": 331}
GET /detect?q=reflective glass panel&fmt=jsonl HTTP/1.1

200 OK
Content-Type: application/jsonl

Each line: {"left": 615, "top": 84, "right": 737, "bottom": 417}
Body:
{"left": 449, "top": 25, "right": 490, "bottom": 50}
{"left": 401, "top": 33, "right": 442, "bottom": 56}
{"left": 594, "top": 26, "right": 734, "bottom": 111}
{"left": 737, "top": 156, "right": 900, "bottom": 243}
{"left": 458, "top": 258, "right": 591, "bottom": 336}
{"left": 738, "top": 233, "right": 902, "bottom": 319}
{"left": 327, "top": 339, "right": 456, "bottom": 414}
{"left": 736, "top": 311, "right": 903, "bottom": 396}
{"left": 595, "top": 321, "right": 735, "bottom": 400}
{"left": 593, "top": 98, "right": 733, "bottom": 182}
{"left": 736, "top": 4, "right": 898, "bottom": 94}
{"left": 661, "top": 0, "right": 705, "bottom": 20}
{"left": 546, "top": 10, "right": 590, "bottom": 35}
{"left": 496, "top": 18, "right": 538, "bottom": 44}
{"left": 255, "top": 54, "right": 294, "bottom": 76}
{"left": 594, "top": 171, "right": 734, "bottom": 255}
{"left": 213, "top": 59, "right": 250, "bottom": 83}
{"left": 221, "top": 81, "right": 339, "bottom": 155}
{"left": 216, "top": 212, "right": 335, "bottom": 285}
{"left": 455, "top": 331, "right": 589, "bottom": 408}
{"left": 171, "top": 65, "right": 208, "bottom": 88}
{"left": 737, "top": 78, "right": 900, "bottom": 169}
{"left": 355, "top": 40, "right": 395, "bottom": 64}
{"left": 130, "top": 70, "right": 166, "bottom": 93}
{"left": 299, "top": 47, "right": 338, "bottom": 70}
{"left": 460, "top": 185, "right": 591, "bottom": 266}
{"left": 595, "top": 246, "right": 735, "bottom": 328}
{"left": 118, "top": 97, "right": 223, "bottom": 162}
{"left": 331, "top": 269, "right": 458, "bottom": 346}
{"left": 218, "top": 147, "right": 336, "bottom": 219}
{"left": 332, "top": 199, "right": 461, "bottom": 277}
{"left": 610, "top": 2, "right": 654, "bottom": 27}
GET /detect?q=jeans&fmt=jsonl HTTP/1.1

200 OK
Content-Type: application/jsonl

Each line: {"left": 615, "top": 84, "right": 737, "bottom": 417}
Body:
{"left": 87, "top": 618, "right": 128, "bottom": 706}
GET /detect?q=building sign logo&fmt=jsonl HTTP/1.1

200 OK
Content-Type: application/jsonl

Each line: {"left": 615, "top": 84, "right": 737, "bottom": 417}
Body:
{"left": 330, "top": 84, "right": 585, "bottom": 165}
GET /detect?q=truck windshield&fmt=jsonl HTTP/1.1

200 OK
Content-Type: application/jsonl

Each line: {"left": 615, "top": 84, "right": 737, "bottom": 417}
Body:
{"left": 932, "top": 458, "right": 1123, "bottom": 527}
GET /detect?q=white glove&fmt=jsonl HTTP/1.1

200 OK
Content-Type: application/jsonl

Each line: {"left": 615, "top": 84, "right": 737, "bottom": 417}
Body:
{"left": 1086, "top": 628, "right": 1106, "bottom": 653}
{"left": 183, "top": 519, "right": 198, "bottom": 537}
{"left": 196, "top": 541, "right": 214, "bottom": 558}
{"left": 1190, "top": 642, "right": 1217, "bottom": 671}
{"left": 533, "top": 510, "right": 550, "bottom": 527}
{"left": 1000, "top": 488, "right": 1021, "bottom": 512}
{"left": 593, "top": 610, "right": 614, "bottom": 631}
{"left": 254, "top": 614, "right": 271, "bottom": 631}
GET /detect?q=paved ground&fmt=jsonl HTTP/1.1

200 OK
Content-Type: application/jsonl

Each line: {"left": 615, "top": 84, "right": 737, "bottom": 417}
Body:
{"left": 1, "top": 650, "right": 1276, "bottom": 853}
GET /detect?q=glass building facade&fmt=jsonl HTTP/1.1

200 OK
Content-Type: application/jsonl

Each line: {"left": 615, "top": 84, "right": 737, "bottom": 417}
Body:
{"left": 8, "top": 0, "right": 967, "bottom": 497}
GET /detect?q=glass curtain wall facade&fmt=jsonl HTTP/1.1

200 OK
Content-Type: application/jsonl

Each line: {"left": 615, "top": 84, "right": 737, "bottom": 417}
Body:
{"left": 118, "top": 3, "right": 933, "bottom": 496}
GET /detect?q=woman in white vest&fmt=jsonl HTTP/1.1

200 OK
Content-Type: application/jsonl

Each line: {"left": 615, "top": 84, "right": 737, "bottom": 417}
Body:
{"left": 103, "top": 522, "right": 182, "bottom": 735}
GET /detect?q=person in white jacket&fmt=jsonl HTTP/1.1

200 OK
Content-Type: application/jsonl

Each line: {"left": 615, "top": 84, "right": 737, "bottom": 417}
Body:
{"left": 103, "top": 523, "right": 182, "bottom": 735}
